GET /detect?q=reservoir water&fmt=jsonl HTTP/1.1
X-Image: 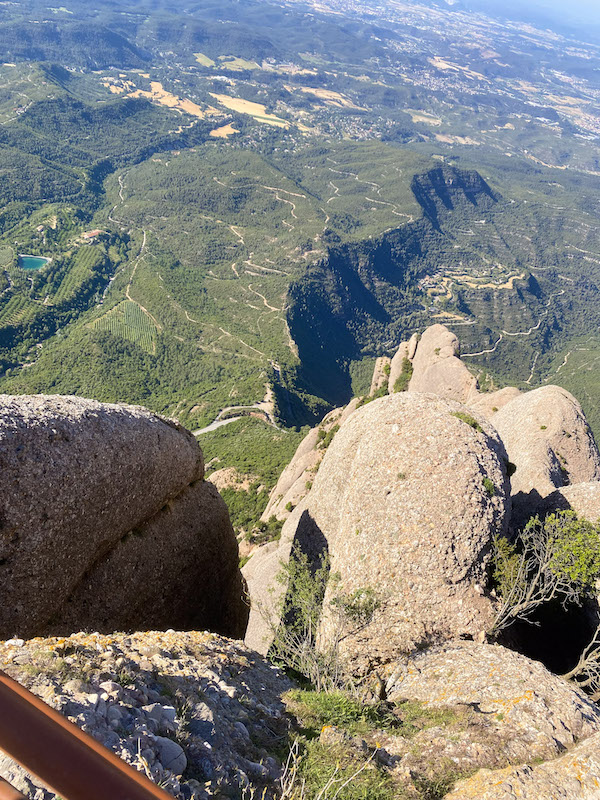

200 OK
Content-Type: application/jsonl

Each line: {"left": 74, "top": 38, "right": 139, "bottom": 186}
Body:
{"left": 18, "top": 255, "right": 50, "bottom": 270}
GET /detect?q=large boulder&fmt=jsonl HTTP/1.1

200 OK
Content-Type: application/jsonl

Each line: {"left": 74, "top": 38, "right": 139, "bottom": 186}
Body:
{"left": 0, "top": 394, "right": 248, "bottom": 639}
{"left": 544, "top": 482, "right": 600, "bottom": 522}
{"left": 445, "top": 732, "right": 600, "bottom": 800}
{"left": 408, "top": 324, "right": 479, "bottom": 403}
{"left": 492, "top": 386, "right": 600, "bottom": 521}
{"left": 387, "top": 641, "right": 600, "bottom": 763}
{"left": 469, "top": 386, "right": 521, "bottom": 419}
{"left": 245, "top": 392, "right": 511, "bottom": 671}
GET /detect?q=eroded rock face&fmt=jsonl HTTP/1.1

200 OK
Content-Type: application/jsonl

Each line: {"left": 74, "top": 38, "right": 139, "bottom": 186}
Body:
{"left": 492, "top": 386, "right": 600, "bottom": 521}
{"left": 445, "top": 731, "right": 600, "bottom": 800}
{"left": 387, "top": 340, "right": 410, "bottom": 395}
{"left": 369, "top": 356, "right": 391, "bottom": 395}
{"left": 469, "top": 386, "right": 521, "bottom": 420}
{"left": 544, "top": 482, "right": 600, "bottom": 522}
{"left": 0, "top": 395, "right": 248, "bottom": 639}
{"left": 387, "top": 641, "right": 600, "bottom": 763}
{"left": 260, "top": 400, "right": 360, "bottom": 523}
{"left": 408, "top": 324, "right": 479, "bottom": 403}
{"left": 245, "top": 393, "right": 510, "bottom": 671}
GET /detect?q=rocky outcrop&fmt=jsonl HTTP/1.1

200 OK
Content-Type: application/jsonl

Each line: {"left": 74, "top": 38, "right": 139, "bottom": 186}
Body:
{"left": 492, "top": 386, "right": 600, "bottom": 520}
{"left": 260, "top": 399, "right": 360, "bottom": 522}
{"left": 445, "top": 732, "right": 600, "bottom": 800}
{"left": 469, "top": 386, "right": 521, "bottom": 419}
{"left": 0, "top": 394, "right": 248, "bottom": 639}
{"left": 387, "top": 340, "right": 409, "bottom": 394}
{"left": 245, "top": 392, "right": 510, "bottom": 671}
{"left": 369, "top": 356, "right": 391, "bottom": 395}
{"left": 544, "top": 481, "right": 600, "bottom": 521}
{"left": 407, "top": 324, "right": 479, "bottom": 403}
{"left": 387, "top": 641, "right": 600, "bottom": 763}
{"left": 0, "top": 630, "right": 292, "bottom": 799}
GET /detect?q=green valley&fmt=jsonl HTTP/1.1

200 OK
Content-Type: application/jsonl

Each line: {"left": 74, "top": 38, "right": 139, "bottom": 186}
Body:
{"left": 0, "top": 0, "right": 599, "bottom": 508}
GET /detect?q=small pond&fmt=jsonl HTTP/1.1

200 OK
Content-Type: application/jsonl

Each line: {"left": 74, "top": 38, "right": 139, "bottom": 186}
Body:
{"left": 18, "top": 254, "right": 51, "bottom": 271}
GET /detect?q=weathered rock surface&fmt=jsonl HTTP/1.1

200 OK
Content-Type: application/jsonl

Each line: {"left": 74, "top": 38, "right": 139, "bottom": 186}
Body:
{"left": 260, "top": 400, "right": 359, "bottom": 522}
{"left": 387, "top": 339, "right": 410, "bottom": 394}
{"left": 387, "top": 641, "right": 600, "bottom": 763}
{"left": 245, "top": 393, "right": 510, "bottom": 670}
{"left": 0, "top": 630, "right": 292, "bottom": 799}
{"left": 544, "top": 481, "right": 600, "bottom": 521}
{"left": 444, "top": 731, "right": 600, "bottom": 799}
{"left": 0, "top": 394, "right": 248, "bottom": 639}
{"left": 492, "top": 386, "right": 600, "bottom": 520}
{"left": 369, "top": 356, "right": 391, "bottom": 395}
{"left": 408, "top": 324, "right": 479, "bottom": 403}
{"left": 469, "top": 386, "right": 521, "bottom": 419}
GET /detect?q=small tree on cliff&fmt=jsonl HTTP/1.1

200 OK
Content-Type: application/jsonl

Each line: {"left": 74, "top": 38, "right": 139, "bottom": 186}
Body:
{"left": 491, "top": 510, "right": 600, "bottom": 696}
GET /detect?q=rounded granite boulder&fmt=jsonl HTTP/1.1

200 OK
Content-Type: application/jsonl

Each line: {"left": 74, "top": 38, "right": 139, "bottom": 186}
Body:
{"left": 492, "top": 385, "right": 600, "bottom": 522}
{"left": 245, "top": 392, "right": 511, "bottom": 672}
{"left": 0, "top": 394, "right": 248, "bottom": 639}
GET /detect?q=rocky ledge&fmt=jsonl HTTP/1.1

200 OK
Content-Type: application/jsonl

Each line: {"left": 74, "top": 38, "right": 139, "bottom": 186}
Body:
{"left": 0, "top": 631, "right": 291, "bottom": 800}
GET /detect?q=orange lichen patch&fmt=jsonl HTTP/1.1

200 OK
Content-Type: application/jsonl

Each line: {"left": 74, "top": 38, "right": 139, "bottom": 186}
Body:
{"left": 210, "top": 123, "right": 240, "bottom": 138}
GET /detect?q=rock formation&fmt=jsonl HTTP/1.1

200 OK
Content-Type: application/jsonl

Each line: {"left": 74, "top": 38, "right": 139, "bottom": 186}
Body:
{"left": 492, "top": 386, "right": 600, "bottom": 520}
{"left": 387, "top": 641, "right": 600, "bottom": 762}
{"left": 544, "top": 481, "right": 600, "bottom": 521}
{"left": 387, "top": 338, "right": 409, "bottom": 394}
{"left": 260, "top": 399, "right": 360, "bottom": 522}
{"left": 445, "top": 732, "right": 600, "bottom": 799}
{"left": 407, "top": 323, "right": 479, "bottom": 403}
{"left": 0, "top": 630, "right": 291, "bottom": 799}
{"left": 0, "top": 394, "right": 248, "bottom": 639}
{"left": 245, "top": 392, "right": 511, "bottom": 671}
{"left": 369, "top": 356, "right": 391, "bottom": 395}
{"left": 469, "top": 385, "right": 521, "bottom": 419}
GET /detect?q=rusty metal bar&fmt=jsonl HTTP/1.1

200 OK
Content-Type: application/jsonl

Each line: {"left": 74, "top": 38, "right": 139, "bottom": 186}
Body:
{"left": 0, "top": 777, "right": 27, "bottom": 800}
{"left": 0, "top": 669, "right": 173, "bottom": 800}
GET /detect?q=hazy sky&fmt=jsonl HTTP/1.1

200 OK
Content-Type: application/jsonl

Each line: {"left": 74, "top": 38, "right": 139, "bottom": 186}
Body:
{"left": 463, "top": 0, "right": 600, "bottom": 37}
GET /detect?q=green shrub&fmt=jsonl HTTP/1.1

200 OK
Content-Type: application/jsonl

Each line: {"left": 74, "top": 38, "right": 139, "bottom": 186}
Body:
{"left": 318, "top": 424, "right": 340, "bottom": 450}
{"left": 295, "top": 740, "right": 398, "bottom": 800}
{"left": 267, "top": 546, "right": 382, "bottom": 691}
{"left": 393, "top": 357, "right": 413, "bottom": 393}
{"left": 247, "top": 515, "right": 283, "bottom": 546}
{"left": 450, "top": 411, "right": 482, "bottom": 432}
{"left": 491, "top": 511, "right": 600, "bottom": 636}
{"left": 483, "top": 477, "right": 496, "bottom": 496}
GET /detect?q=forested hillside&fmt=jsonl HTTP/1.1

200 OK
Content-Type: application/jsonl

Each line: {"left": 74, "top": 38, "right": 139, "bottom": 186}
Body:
{"left": 0, "top": 0, "right": 599, "bottom": 518}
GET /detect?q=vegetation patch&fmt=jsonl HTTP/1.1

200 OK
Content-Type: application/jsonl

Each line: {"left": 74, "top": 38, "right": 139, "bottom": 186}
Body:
{"left": 393, "top": 357, "right": 413, "bottom": 393}
{"left": 450, "top": 411, "right": 483, "bottom": 432}
{"left": 483, "top": 477, "right": 496, "bottom": 496}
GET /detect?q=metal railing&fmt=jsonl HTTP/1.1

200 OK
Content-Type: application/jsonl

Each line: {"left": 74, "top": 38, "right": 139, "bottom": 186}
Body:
{"left": 0, "top": 669, "right": 174, "bottom": 800}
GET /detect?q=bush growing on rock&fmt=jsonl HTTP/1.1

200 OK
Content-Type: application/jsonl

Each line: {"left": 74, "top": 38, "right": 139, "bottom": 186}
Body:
{"left": 267, "top": 545, "right": 382, "bottom": 691}
{"left": 491, "top": 510, "right": 600, "bottom": 636}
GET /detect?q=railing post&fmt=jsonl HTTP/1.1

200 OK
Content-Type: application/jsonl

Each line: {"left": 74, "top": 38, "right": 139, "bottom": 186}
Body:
{"left": 0, "top": 670, "right": 174, "bottom": 800}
